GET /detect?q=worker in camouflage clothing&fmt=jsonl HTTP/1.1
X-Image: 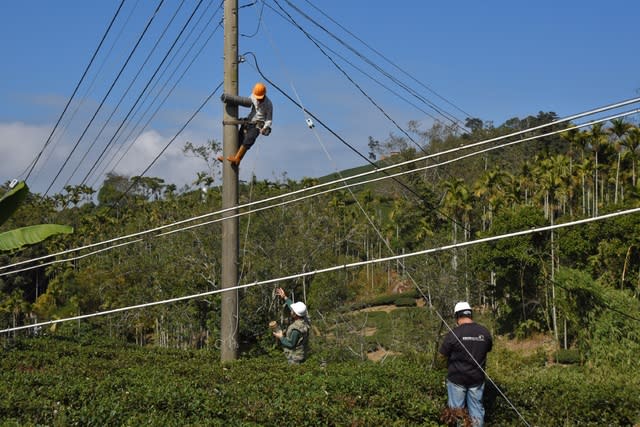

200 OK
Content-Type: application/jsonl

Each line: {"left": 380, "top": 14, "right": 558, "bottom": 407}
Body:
{"left": 273, "top": 287, "right": 310, "bottom": 364}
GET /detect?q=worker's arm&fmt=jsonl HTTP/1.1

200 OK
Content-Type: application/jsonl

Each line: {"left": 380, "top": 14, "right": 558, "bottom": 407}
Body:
{"left": 261, "top": 98, "right": 273, "bottom": 131}
{"left": 279, "top": 329, "right": 301, "bottom": 349}
{"left": 275, "top": 288, "right": 293, "bottom": 311}
{"left": 220, "top": 93, "right": 253, "bottom": 108}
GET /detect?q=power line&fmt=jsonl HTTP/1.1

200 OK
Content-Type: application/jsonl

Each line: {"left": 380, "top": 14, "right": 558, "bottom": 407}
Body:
{"left": 43, "top": 0, "right": 166, "bottom": 197}
{"left": 31, "top": 0, "right": 144, "bottom": 186}
{"left": 107, "top": 81, "right": 222, "bottom": 211}
{"left": 89, "top": 1, "right": 224, "bottom": 189}
{"left": 270, "top": 0, "right": 431, "bottom": 151}
{"left": 79, "top": 0, "right": 208, "bottom": 188}
{"left": 301, "top": 0, "right": 474, "bottom": 121}
{"left": 270, "top": 0, "right": 466, "bottom": 129}
{"left": 240, "top": 1, "right": 264, "bottom": 38}
{"left": 22, "top": 0, "right": 127, "bottom": 184}
{"left": 2, "top": 104, "right": 638, "bottom": 276}
{"left": 62, "top": 0, "right": 190, "bottom": 189}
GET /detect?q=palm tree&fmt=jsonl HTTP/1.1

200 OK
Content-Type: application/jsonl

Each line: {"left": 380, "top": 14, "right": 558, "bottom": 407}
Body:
{"left": 474, "top": 168, "right": 507, "bottom": 231}
{"left": 620, "top": 127, "right": 640, "bottom": 188}
{"left": 608, "top": 118, "right": 632, "bottom": 204}
{"left": 534, "top": 155, "right": 570, "bottom": 220}
{"left": 517, "top": 160, "right": 536, "bottom": 206}
{"left": 442, "top": 178, "right": 473, "bottom": 270}
{"left": 587, "top": 123, "right": 611, "bottom": 215}
{"left": 574, "top": 158, "right": 594, "bottom": 216}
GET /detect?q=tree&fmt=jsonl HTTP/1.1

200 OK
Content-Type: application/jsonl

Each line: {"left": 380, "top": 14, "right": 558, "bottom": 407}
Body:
{"left": 472, "top": 206, "right": 548, "bottom": 335}
{"left": 367, "top": 136, "right": 379, "bottom": 161}
{"left": 182, "top": 139, "right": 222, "bottom": 188}
{"left": 620, "top": 127, "right": 640, "bottom": 187}
{"left": 587, "top": 123, "right": 611, "bottom": 215}
{"left": 473, "top": 168, "right": 507, "bottom": 230}
{"left": 608, "top": 118, "right": 632, "bottom": 203}
{"left": 465, "top": 117, "right": 484, "bottom": 133}
{"left": 441, "top": 178, "right": 473, "bottom": 272}
{"left": 97, "top": 173, "right": 133, "bottom": 207}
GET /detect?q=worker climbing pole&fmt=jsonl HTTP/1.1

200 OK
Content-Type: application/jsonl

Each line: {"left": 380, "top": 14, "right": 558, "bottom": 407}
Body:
{"left": 220, "top": 1, "right": 274, "bottom": 363}
{"left": 218, "top": 82, "right": 274, "bottom": 166}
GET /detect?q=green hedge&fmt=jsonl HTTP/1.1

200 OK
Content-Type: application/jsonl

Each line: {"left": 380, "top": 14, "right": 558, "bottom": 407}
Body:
{"left": 0, "top": 336, "right": 638, "bottom": 426}
{"left": 394, "top": 297, "right": 417, "bottom": 307}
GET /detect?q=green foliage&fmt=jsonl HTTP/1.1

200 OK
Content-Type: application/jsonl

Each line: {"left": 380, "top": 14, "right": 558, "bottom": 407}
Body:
{"left": 471, "top": 205, "right": 548, "bottom": 333}
{"left": 307, "top": 268, "right": 355, "bottom": 312}
{"left": 0, "top": 180, "right": 28, "bottom": 227}
{"left": 394, "top": 297, "right": 417, "bottom": 307}
{"left": 553, "top": 267, "right": 640, "bottom": 367}
{"left": 1, "top": 335, "right": 639, "bottom": 425}
{"left": 0, "top": 181, "right": 73, "bottom": 252}
{"left": 0, "top": 224, "right": 73, "bottom": 252}
{"left": 587, "top": 287, "right": 640, "bottom": 368}
{"left": 513, "top": 319, "right": 541, "bottom": 340}
{"left": 553, "top": 348, "right": 581, "bottom": 364}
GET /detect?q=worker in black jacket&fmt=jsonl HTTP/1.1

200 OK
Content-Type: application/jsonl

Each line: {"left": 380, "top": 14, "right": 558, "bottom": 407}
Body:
{"left": 439, "top": 302, "right": 493, "bottom": 427}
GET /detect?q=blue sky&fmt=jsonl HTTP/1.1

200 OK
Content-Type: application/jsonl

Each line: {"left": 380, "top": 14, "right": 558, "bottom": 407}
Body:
{"left": 1, "top": 0, "right": 639, "bottom": 195}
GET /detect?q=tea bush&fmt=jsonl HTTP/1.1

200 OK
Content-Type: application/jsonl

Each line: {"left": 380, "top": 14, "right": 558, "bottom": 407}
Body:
{"left": 1, "top": 335, "right": 638, "bottom": 425}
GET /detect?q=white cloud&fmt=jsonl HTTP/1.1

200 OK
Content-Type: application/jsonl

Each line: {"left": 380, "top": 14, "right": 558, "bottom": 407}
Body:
{"left": 113, "top": 129, "right": 214, "bottom": 190}
{"left": 0, "top": 105, "right": 377, "bottom": 196}
{"left": 0, "top": 121, "right": 50, "bottom": 184}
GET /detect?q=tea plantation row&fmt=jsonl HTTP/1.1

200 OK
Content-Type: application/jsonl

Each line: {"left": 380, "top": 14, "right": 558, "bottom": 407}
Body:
{"left": 0, "top": 336, "right": 638, "bottom": 426}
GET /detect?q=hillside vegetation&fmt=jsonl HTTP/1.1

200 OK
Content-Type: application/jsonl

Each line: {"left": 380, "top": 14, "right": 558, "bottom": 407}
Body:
{"left": 2, "top": 113, "right": 640, "bottom": 424}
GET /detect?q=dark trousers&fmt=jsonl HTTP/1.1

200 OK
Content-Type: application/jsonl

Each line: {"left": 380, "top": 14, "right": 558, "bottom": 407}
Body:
{"left": 240, "top": 124, "right": 260, "bottom": 149}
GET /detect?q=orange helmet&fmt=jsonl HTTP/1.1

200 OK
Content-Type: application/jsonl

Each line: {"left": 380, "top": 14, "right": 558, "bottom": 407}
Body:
{"left": 252, "top": 82, "right": 266, "bottom": 99}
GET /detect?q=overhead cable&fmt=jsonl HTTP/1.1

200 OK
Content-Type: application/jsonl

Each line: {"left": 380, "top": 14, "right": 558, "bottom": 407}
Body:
{"left": 270, "top": 0, "right": 465, "bottom": 129}
{"left": 62, "top": 0, "right": 190, "bottom": 189}
{"left": 4, "top": 205, "right": 640, "bottom": 335}
{"left": 79, "top": 0, "right": 208, "bottom": 188}
{"left": 43, "top": 0, "right": 166, "bottom": 197}
{"left": 23, "top": 0, "right": 127, "bottom": 184}
{"left": 302, "top": 0, "right": 474, "bottom": 121}
{"left": 90, "top": 1, "right": 224, "bottom": 189}
{"left": 2, "top": 103, "right": 638, "bottom": 276}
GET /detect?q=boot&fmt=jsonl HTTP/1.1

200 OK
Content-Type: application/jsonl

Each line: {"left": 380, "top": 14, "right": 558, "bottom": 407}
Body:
{"left": 227, "top": 145, "right": 247, "bottom": 166}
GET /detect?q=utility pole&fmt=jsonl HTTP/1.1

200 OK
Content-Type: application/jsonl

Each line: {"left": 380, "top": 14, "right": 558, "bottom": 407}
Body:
{"left": 220, "top": 0, "right": 239, "bottom": 362}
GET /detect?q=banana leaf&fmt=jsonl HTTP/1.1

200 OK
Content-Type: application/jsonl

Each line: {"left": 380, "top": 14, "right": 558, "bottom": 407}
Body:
{"left": 0, "top": 180, "right": 28, "bottom": 227}
{"left": 0, "top": 224, "right": 73, "bottom": 252}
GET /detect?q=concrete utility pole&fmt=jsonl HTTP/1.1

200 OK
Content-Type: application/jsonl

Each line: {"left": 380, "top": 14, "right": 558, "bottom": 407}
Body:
{"left": 220, "top": 0, "right": 239, "bottom": 362}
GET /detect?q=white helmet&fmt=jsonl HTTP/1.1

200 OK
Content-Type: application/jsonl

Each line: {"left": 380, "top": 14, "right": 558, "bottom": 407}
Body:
{"left": 454, "top": 301, "right": 472, "bottom": 316}
{"left": 290, "top": 302, "right": 307, "bottom": 317}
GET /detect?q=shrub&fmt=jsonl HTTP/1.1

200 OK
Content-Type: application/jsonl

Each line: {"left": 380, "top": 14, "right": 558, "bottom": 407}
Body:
{"left": 394, "top": 297, "right": 416, "bottom": 307}
{"left": 553, "top": 348, "right": 581, "bottom": 365}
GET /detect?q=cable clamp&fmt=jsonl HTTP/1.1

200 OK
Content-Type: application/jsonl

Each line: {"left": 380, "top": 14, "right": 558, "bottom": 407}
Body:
{"left": 306, "top": 118, "right": 315, "bottom": 129}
